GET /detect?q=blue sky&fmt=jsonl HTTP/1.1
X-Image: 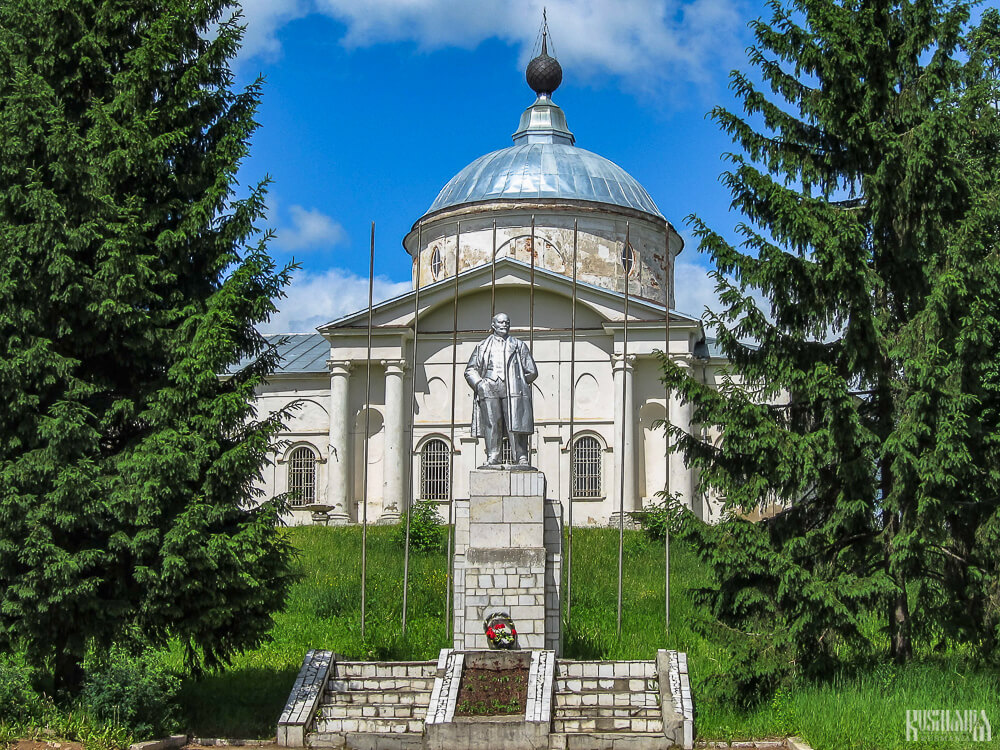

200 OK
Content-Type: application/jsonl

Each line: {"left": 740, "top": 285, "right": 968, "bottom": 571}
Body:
{"left": 233, "top": 0, "right": 763, "bottom": 332}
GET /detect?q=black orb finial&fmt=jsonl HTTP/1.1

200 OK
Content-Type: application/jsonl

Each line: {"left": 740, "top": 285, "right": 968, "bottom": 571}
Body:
{"left": 526, "top": 11, "right": 562, "bottom": 96}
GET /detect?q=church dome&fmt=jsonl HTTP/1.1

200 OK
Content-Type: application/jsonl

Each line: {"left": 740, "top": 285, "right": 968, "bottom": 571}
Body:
{"left": 419, "top": 31, "right": 662, "bottom": 222}
{"left": 404, "top": 23, "right": 682, "bottom": 310}
{"left": 425, "top": 142, "right": 664, "bottom": 219}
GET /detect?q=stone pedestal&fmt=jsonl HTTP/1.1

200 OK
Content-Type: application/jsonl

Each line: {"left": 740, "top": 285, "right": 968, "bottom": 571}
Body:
{"left": 453, "top": 470, "right": 562, "bottom": 652}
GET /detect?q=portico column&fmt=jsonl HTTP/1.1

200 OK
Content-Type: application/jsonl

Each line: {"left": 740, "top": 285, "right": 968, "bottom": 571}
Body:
{"left": 327, "top": 360, "right": 352, "bottom": 525}
{"left": 612, "top": 353, "right": 637, "bottom": 520}
{"left": 379, "top": 359, "right": 406, "bottom": 524}
{"left": 669, "top": 356, "right": 695, "bottom": 512}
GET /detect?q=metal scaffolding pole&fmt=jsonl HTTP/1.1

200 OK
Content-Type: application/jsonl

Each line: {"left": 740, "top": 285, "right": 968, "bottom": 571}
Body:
{"left": 529, "top": 215, "right": 536, "bottom": 351}
{"left": 664, "top": 232, "right": 671, "bottom": 630}
{"left": 529, "top": 215, "right": 536, "bottom": 461}
{"left": 491, "top": 219, "right": 497, "bottom": 319}
{"left": 361, "top": 221, "right": 375, "bottom": 640}
{"left": 566, "top": 219, "right": 579, "bottom": 629}
{"left": 616, "top": 222, "right": 631, "bottom": 637}
{"left": 445, "top": 222, "right": 461, "bottom": 640}
{"left": 402, "top": 222, "right": 422, "bottom": 635}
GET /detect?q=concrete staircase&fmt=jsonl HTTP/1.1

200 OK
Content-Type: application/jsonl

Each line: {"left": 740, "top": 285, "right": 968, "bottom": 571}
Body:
{"left": 549, "top": 659, "right": 666, "bottom": 749}
{"left": 280, "top": 650, "right": 692, "bottom": 749}
{"left": 307, "top": 660, "right": 437, "bottom": 747}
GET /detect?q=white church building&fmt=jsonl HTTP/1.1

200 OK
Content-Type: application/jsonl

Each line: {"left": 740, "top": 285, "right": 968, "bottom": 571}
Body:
{"left": 251, "top": 41, "right": 731, "bottom": 528}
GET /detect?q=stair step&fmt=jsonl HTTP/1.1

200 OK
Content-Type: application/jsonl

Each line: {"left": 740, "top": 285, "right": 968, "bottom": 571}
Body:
{"left": 553, "top": 717, "right": 664, "bottom": 734}
{"left": 548, "top": 732, "right": 669, "bottom": 748}
{"left": 323, "top": 689, "right": 432, "bottom": 706}
{"left": 336, "top": 661, "right": 436, "bottom": 679}
{"left": 555, "top": 661, "right": 657, "bottom": 679}
{"left": 307, "top": 731, "right": 424, "bottom": 748}
{"left": 313, "top": 717, "right": 425, "bottom": 734}
{"left": 327, "top": 677, "right": 436, "bottom": 692}
{"left": 318, "top": 704, "right": 424, "bottom": 720}
{"left": 554, "top": 692, "right": 659, "bottom": 708}
{"left": 555, "top": 706, "right": 662, "bottom": 719}
{"left": 554, "top": 677, "right": 659, "bottom": 693}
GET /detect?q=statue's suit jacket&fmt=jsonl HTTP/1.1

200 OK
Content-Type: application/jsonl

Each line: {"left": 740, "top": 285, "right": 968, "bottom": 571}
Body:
{"left": 465, "top": 334, "right": 538, "bottom": 437}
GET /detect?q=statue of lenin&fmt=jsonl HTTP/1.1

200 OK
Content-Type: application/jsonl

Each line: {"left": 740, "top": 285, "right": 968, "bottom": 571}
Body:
{"left": 465, "top": 312, "right": 538, "bottom": 468}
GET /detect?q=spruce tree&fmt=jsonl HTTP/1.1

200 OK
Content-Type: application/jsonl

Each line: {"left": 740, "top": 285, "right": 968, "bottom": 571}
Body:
{"left": 661, "top": 0, "right": 1000, "bottom": 699}
{"left": 0, "top": 0, "right": 294, "bottom": 689}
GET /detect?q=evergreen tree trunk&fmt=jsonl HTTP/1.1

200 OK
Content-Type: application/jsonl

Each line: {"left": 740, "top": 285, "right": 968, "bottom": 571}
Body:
{"left": 885, "top": 511, "right": 913, "bottom": 663}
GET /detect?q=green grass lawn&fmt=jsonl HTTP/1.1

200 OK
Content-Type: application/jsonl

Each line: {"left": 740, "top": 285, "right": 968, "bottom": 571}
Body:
{"left": 175, "top": 525, "right": 1000, "bottom": 749}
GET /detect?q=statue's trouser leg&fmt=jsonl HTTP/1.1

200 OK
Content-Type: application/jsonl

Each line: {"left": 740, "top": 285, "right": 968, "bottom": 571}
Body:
{"left": 480, "top": 396, "right": 505, "bottom": 463}
{"left": 508, "top": 431, "right": 529, "bottom": 464}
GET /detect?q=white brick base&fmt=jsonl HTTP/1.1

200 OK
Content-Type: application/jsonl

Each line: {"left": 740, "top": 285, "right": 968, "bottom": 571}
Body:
{"left": 453, "top": 469, "right": 562, "bottom": 653}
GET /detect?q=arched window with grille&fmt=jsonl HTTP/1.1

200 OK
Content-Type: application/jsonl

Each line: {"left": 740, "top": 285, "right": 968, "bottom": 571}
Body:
{"left": 288, "top": 446, "right": 317, "bottom": 506}
{"left": 621, "top": 243, "right": 638, "bottom": 277}
{"left": 430, "top": 247, "right": 443, "bottom": 279}
{"left": 420, "top": 438, "right": 451, "bottom": 501}
{"left": 572, "top": 435, "right": 602, "bottom": 499}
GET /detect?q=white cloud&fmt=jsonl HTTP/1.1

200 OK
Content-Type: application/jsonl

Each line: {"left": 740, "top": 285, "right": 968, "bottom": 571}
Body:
{"left": 236, "top": 0, "right": 310, "bottom": 61}
{"left": 673, "top": 254, "right": 720, "bottom": 319}
{"left": 276, "top": 205, "right": 348, "bottom": 251}
{"left": 673, "top": 243, "right": 775, "bottom": 346}
{"left": 260, "top": 266, "right": 411, "bottom": 333}
{"left": 240, "top": 0, "right": 749, "bottom": 87}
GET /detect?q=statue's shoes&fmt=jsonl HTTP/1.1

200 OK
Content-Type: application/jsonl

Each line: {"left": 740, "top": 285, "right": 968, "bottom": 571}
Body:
{"left": 477, "top": 462, "right": 503, "bottom": 470}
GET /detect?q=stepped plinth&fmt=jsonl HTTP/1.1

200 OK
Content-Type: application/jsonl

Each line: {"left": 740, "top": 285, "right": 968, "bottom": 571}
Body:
{"left": 452, "top": 469, "right": 562, "bottom": 652}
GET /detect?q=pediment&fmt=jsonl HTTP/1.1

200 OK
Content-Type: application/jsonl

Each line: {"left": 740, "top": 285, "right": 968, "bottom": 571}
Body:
{"left": 317, "top": 258, "right": 700, "bottom": 335}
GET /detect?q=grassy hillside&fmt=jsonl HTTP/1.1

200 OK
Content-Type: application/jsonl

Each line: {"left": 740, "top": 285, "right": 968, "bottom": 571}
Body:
{"left": 174, "top": 525, "right": 1000, "bottom": 749}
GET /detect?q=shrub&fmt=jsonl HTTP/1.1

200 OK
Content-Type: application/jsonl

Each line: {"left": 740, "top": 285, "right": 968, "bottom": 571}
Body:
{"left": 80, "top": 647, "right": 180, "bottom": 739}
{"left": 0, "top": 653, "right": 45, "bottom": 722}
{"left": 395, "top": 501, "right": 445, "bottom": 552}
{"left": 629, "top": 496, "right": 676, "bottom": 542}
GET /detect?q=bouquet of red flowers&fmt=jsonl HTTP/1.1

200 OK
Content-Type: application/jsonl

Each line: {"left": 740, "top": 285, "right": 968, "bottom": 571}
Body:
{"left": 483, "top": 611, "right": 517, "bottom": 649}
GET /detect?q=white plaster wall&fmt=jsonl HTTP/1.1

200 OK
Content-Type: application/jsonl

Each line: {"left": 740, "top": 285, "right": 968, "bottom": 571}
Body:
{"left": 252, "top": 269, "right": 718, "bottom": 527}
{"left": 253, "top": 375, "right": 332, "bottom": 526}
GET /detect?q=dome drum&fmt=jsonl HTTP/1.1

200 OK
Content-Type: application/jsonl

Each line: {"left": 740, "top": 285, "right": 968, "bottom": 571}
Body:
{"left": 406, "top": 208, "right": 680, "bottom": 309}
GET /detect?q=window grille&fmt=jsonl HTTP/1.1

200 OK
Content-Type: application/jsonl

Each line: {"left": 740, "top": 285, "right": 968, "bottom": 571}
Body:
{"left": 288, "top": 446, "right": 317, "bottom": 506}
{"left": 499, "top": 436, "right": 530, "bottom": 465}
{"left": 431, "top": 247, "right": 443, "bottom": 279}
{"left": 500, "top": 437, "right": 514, "bottom": 465}
{"left": 572, "top": 436, "right": 602, "bottom": 498}
{"left": 621, "top": 243, "right": 637, "bottom": 277}
{"left": 421, "top": 439, "right": 451, "bottom": 501}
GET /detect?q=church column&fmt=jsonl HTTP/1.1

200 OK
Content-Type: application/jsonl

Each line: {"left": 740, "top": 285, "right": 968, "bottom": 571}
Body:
{"left": 327, "top": 360, "right": 352, "bottom": 525}
{"left": 612, "top": 353, "right": 637, "bottom": 521}
{"left": 669, "top": 356, "right": 695, "bottom": 512}
{"left": 379, "top": 359, "right": 406, "bottom": 524}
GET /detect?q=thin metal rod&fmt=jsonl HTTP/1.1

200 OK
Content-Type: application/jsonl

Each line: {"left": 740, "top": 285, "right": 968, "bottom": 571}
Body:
{"left": 617, "top": 222, "right": 630, "bottom": 637}
{"left": 664, "top": 230, "right": 671, "bottom": 630}
{"left": 529, "top": 215, "right": 536, "bottom": 462}
{"left": 529, "top": 215, "right": 536, "bottom": 350}
{"left": 491, "top": 219, "right": 497, "bottom": 318}
{"left": 402, "top": 222, "right": 423, "bottom": 635}
{"left": 566, "top": 219, "right": 579, "bottom": 630}
{"left": 445, "top": 222, "right": 461, "bottom": 641}
{"left": 361, "top": 220, "right": 375, "bottom": 640}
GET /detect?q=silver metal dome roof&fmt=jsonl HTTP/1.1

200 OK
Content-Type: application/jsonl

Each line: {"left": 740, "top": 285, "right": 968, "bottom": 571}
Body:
{"left": 423, "top": 84, "right": 664, "bottom": 220}
{"left": 425, "top": 142, "right": 663, "bottom": 219}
